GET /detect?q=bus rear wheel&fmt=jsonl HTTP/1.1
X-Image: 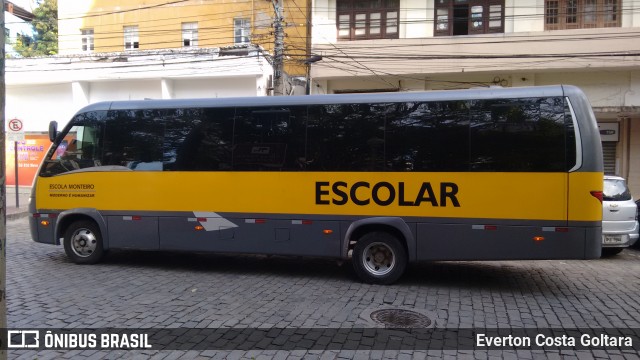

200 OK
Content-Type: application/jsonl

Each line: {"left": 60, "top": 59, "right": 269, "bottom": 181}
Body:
{"left": 352, "top": 232, "right": 407, "bottom": 285}
{"left": 63, "top": 220, "right": 104, "bottom": 264}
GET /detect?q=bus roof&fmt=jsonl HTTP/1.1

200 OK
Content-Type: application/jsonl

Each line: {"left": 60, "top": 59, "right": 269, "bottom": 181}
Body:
{"left": 75, "top": 85, "right": 582, "bottom": 114}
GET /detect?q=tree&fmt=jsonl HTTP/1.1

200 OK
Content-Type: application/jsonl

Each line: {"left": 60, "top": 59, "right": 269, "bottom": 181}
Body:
{"left": 13, "top": 0, "right": 57, "bottom": 57}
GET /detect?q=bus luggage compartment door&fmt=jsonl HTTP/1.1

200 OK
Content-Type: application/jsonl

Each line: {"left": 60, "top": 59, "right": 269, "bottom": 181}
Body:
{"left": 107, "top": 216, "right": 159, "bottom": 250}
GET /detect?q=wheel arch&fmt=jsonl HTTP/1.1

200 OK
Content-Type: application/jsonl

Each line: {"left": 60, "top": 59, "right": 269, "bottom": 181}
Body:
{"left": 55, "top": 209, "right": 109, "bottom": 248}
{"left": 343, "top": 217, "right": 416, "bottom": 261}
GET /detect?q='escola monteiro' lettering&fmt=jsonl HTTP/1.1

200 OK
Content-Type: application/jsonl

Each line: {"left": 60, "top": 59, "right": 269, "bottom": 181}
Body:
{"left": 315, "top": 181, "right": 460, "bottom": 207}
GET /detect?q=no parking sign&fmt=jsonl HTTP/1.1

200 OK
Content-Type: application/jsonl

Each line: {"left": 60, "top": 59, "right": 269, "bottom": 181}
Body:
{"left": 7, "top": 118, "right": 25, "bottom": 142}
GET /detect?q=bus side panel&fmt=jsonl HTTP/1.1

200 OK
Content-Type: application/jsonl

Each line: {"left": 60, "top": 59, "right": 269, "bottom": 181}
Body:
{"left": 567, "top": 172, "right": 603, "bottom": 259}
{"left": 583, "top": 226, "right": 602, "bottom": 259}
{"left": 107, "top": 216, "right": 159, "bottom": 250}
{"left": 416, "top": 223, "right": 586, "bottom": 261}
{"left": 159, "top": 217, "right": 237, "bottom": 251}
{"left": 29, "top": 216, "right": 56, "bottom": 245}
{"left": 567, "top": 172, "right": 603, "bottom": 222}
{"left": 158, "top": 216, "right": 341, "bottom": 257}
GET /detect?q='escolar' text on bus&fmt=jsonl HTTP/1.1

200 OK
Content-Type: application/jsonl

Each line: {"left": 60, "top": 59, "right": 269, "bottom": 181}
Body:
{"left": 315, "top": 181, "right": 460, "bottom": 207}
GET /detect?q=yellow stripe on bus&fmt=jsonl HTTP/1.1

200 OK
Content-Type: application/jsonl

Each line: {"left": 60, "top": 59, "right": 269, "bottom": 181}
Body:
{"left": 568, "top": 171, "right": 604, "bottom": 222}
{"left": 35, "top": 171, "right": 603, "bottom": 222}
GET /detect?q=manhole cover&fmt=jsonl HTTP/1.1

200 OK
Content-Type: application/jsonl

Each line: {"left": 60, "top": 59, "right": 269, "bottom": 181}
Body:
{"left": 370, "top": 309, "right": 432, "bottom": 328}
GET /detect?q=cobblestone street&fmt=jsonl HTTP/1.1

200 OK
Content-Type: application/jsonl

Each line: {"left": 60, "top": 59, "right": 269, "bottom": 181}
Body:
{"left": 6, "top": 216, "right": 640, "bottom": 359}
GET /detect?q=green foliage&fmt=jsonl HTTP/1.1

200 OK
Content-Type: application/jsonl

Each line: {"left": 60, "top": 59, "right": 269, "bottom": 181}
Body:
{"left": 12, "top": 0, "right": 58, "bottom": 57}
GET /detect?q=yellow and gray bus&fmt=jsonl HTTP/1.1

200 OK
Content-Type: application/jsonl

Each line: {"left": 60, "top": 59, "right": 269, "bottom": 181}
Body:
{"left": 30, "top": 85, "right": 603, "bottom": 284}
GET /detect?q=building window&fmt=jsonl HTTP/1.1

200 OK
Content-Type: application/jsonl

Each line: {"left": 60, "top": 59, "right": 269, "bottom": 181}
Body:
{"left": 81, "top": 29, "right": 94, "bottom": 52}
{"left": 234, "top": 18, "right": 250, "bottom": 44}
{"left": 434, "top": 0, "right": 504, "bottom": 36}
{"left": 124, "top": 26, "right": 139, "bottom": 50}
{"left": 182, "top": 22, "right": 198, "bottom": 48}
{"left": 336, "top": 0, "right": 399, "bottom": 41}
{"left": 545, "top": 0, "right": 620, "bottom": 30}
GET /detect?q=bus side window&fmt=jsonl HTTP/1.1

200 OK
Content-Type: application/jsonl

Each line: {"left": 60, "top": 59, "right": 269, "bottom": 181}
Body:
{"left": 105, "top": 110, "right": 164, "bottom": 171}
{"left": 385, "top": 101, "right": 469, "bottom": 172}
{"left": 469, "top": 97, "right": 567, "bottom": 172}
{"left": 306, "top": 103, "right": 385, "bottom": 171}
{"left": 233, "top": 107, "right": 305, "bottom": 171}
{"left": 165, "top": 108, "right": 234, "bottom": 171}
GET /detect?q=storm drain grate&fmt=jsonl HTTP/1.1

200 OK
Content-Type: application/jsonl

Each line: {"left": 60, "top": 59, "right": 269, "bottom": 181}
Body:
{"left": 370, "top": 309, "right": 432, "bottom": 328}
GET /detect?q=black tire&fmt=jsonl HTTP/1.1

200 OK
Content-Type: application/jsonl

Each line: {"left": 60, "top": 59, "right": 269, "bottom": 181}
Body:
{"left": 601, "top": 248, "right": 624, "bottom": 257}
{"left": 63, "top": 220, "right": 104, "bottom": 264}
{"left": 352, "top": 232, "right": 407, "bottom": 285}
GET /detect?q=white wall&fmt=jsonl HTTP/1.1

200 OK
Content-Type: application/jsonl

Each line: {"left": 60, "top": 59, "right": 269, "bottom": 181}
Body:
{"left": 402, "top": 0, "right": 430, "bottom": 38}
{"left": 89, "top": 80, "right": 163, "bottom": 103}
{"left": 623, "top": 0, "right": 640, "bottom": 27}
{"left": 6, "top": 83, "right": 74, "bottom": 131}
{"left": 508, "top": 0, "right": 544, "bottom": 33}
{"left": 536, "top": 71, "right": 636, "bottom": 108}
{"left": 172, "top": 77, "right": 260, "bottom": 98}
{"left": 6, "top": 48, "right": 274, "bottom": 131}
{"left": 7, "top": 76, "right": 269, "bottom": 132}
{"left": 312, "top": 0, "right": 336, "bottom": 44}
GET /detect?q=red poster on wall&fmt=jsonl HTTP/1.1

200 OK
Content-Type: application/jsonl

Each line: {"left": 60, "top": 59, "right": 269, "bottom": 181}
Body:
{"left": 5, "top": 134, "right": 52, "bottom": 186}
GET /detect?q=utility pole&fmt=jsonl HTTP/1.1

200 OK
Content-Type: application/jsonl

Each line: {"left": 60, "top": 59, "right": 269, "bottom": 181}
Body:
{"left": 0, "top": 0, "right": 8, "bottom": 356}
{"left": 271, "top": 0, "right": 285, "bottom": 96}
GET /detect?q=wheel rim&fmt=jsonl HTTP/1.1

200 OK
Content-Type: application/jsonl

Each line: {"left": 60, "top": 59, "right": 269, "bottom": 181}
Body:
{"left": 70, "top": 228, "right": 98, "bottom": 258}
{"left": 362, "top": 242, "right": 396, "bottom": 276}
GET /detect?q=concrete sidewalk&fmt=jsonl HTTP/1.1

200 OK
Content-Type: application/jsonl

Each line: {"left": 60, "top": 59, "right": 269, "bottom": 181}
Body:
{"left": 5, "top": 186, "right": 30, "bottom": 220}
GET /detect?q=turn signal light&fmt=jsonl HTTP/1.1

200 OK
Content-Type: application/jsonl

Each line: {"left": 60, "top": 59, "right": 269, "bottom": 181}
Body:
{"left": 194, "top": 225, "right": 204, "bottom": 231}
{"left": 533, "top": 236, "right": 544, "bottom": 242}
{"left": 40, "top": 220, "right": 50, "bottom": 227}
{"left": 323, "top": 229, "right": 333, "bottom": 235}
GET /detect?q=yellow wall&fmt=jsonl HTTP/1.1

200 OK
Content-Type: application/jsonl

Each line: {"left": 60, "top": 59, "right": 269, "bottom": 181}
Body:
{"left": 58, "top": 0, "right": 309, "bottom": 76}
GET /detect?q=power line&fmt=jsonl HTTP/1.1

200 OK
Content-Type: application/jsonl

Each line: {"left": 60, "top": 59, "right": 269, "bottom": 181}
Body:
{"left": 8, "top": 0, "right": 640, "bottom": 90}
{"left": 10, "top": 1, "right": 637, "bottom": 55}
{"left": 10, "top": 3, "right": 639, "bottom": 26}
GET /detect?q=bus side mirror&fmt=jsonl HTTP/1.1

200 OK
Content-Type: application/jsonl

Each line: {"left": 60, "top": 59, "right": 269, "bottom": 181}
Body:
{"left": 48, "top": 121, "right": 58, "bottom": 142}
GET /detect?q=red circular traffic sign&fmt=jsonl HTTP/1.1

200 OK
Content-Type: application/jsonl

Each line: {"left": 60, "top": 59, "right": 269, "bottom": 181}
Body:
{"left": 8, "top": 118, "right": 23, "bottom": 131}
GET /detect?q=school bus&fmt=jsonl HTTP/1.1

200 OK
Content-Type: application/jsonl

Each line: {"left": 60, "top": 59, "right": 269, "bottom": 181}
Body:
{"left": 30, "top": 85, "right": 603, "bottom": 284}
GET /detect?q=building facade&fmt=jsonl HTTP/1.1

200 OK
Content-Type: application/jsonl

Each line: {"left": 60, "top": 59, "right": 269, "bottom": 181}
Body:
{"left": 5, "top": 0, "right": 312, "bottom": 185}
{"left": 310, "top": 0, "right": 640, "bottom": 196}
{"left": 6, "top": 46, "right": 273, "bottom": 132}
{"left": 57, "top": 0, "right": 311, "bottom": 78}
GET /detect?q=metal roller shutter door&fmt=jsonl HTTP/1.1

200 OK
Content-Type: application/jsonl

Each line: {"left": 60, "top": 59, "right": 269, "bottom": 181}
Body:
{"left": 602, "top": 142, "right": 617, "bottom": 175}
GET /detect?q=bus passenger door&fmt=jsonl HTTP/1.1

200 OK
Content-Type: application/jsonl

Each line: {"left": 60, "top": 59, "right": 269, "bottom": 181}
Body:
{"left": 107, "top": 216, "right": 159, "bottom": 250}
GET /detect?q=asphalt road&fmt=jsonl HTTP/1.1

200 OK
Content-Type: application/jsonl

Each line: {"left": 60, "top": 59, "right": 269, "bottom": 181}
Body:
{"left": 5, "top": 217, "right": 640, "bottom": 359}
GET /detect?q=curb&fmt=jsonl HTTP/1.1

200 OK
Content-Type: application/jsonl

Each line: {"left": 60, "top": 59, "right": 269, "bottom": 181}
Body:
{"left": 7, "top": 211, "right": 29, "bottom": 221}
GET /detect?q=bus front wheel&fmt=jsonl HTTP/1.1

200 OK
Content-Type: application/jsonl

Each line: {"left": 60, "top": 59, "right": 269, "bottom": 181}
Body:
{"left": 352, "top": 232, "right": 407, "bottom": 285}
{"left": 63, "top": 220, "right": 104, "bottom": 264}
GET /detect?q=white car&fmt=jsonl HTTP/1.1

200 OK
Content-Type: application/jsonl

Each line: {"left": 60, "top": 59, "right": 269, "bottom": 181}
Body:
{"left": 602, "top": 176, "right": 639, "bottom": 256}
